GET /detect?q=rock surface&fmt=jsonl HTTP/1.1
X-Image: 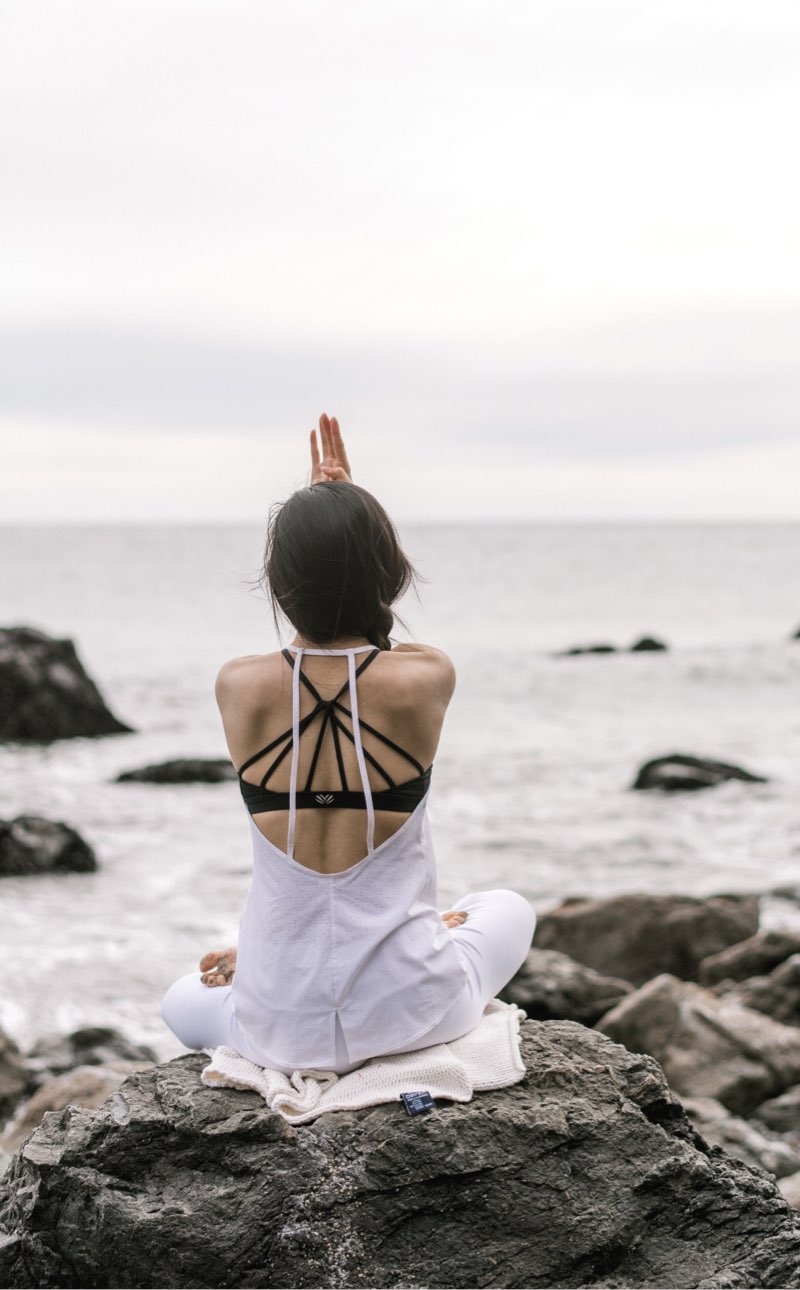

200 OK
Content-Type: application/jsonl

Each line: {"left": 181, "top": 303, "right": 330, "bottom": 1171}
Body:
{"left": 0, "top": 1062, "right": 152, "bottom": 1158}
{"left": 725, "top": 954, "right": 800, "bottom": 1027}
{"left": 0, "top": 1031, "right": 29, "bottom": 1124}
{"left": 535, "top": 892, "right": 759, "bottom": 987}
{"left": 25, "top": 1026, "right": 157, "bottom": 1087}
{"left": 0, "top": 817, "right": 96, "bottom": 876}
{"left": 699, "top": 928, "right": 800, "bottom": 986}
{"left": 631, "top": 752, "right": 768, "bottom": 791}
{"left": 2, "top": 1022, "right": 800, "bottom": 1289}
{"left": 499, "top": 947, "right": 633, "bottom": 1025}
{"left": 629, "top": 636, "right": 668, "bottom": 651}
{"left": 756, "top": 1085, "right": 800, "bottom": 1135}
{"left": 598, "top": 973, "right": 800, "bottom": 1116}
{"left": 0, "top": 626, "right": 131, "bottom": 742}
{"left": 680, "top": 1095, "right": 800, "bottom": 1179}
{"left": 115, "top": 758, "right": 236, "bottom": 784}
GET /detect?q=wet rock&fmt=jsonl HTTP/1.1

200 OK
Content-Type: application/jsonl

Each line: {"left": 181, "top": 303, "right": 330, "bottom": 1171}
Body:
{"left": 499, "top": 947, "right": 633, "bottom": 1025}
{"left": 629, "top": 636, "right": 668, "bottom": 651}
{"left": 598, "top": 973, "right": 800, "bottom": 1116}
{"left": 755, "top": 1085, "right": 800, "bottom": 1135}
{"left": 0, "top": 1063, "right": 152, "bottom": 1160}
{"left": 699, "top": 928, "right": 800, "bottom": 986}
{"left": 0, "top": 817, "right": 96, "bottom": 876}
{"left": 556, "top": 642, "right": 618, "bottom": 656}
{"left": 631, "top": 752, "right": 768, "bottom": 791}
{"left": 0, "top": 1030, "right": 29, "bottom": 1124}
{"left": 535, "top": 892, "right": 759, "bottom": 987}
{"left": 2, "top": 1024, "right": 800, "bottom": 1289}
{"left": 25, "top": 1026, "right": 157, "bottom": 1086}
{"left": 680, "top": 1095, "right": 800, "bottom": 1179}
{"left": 724, "top": 954, "right": 800, "bottom": 1027}
{"left": 0, "top": 626, "right": 131, "bottom": 742}
{"left": 115, "top": 758, "right": 236, "bottom": 784}
{"left": 781, "top": 1172, "right": 800, "bottom": 1210}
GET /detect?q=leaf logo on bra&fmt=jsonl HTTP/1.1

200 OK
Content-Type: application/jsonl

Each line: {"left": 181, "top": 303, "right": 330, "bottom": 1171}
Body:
{"left": 315, "top": 793, "right": 335, "bottom": 805}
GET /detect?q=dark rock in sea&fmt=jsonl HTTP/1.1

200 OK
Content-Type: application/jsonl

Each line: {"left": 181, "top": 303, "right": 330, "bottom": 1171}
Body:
{"left": 499, "top": 947, "right": 633, "bottom": 1026}
{"left": 597, "top": 973, "right": 800, "bottom": 1116}
{"left": 755, "top": 1085, "right": 800, "bottom": 1136}
{"left": 631, "top": 752, "right": 768, "bottom": 791}
{"left": 0, "top": 626, "right": 132, "bottom": 742}
{"left": 699, "top": 928, "right": 800, "bottom": 987}
{"left": 25, "top": 1026, "right": 157, "bottom": 1087}
{"left": 557, "top": 642, "right": 618, "bottom": 656}
{"left": 791, "top": 624, "right": 800, "bottom": 640}
{"left": 723, "top": 954, "right": 800, "bottom": 1028}
{"left": 680, "top": 1095, "right": 800, "bottom": 1179}
{"left": 629, "top": 636, "right": 668, "bottom": 651}
{"left": 535, "top": 892, "right": 759, "bottom": 987}
{"left": 0, "top": 817, "right": 96, "bottom": 877}
{"left": 0, "top": 1062, "right": 152, "bottom": 1159}
{"left": 0, "top": 1030, "right": 29, "bottom": 1124}
{"left": 3, "top": 1024, "right": 800, "bottom": 1289}
{"left": 115, "top": 758, "right": 236, "bottom": 784}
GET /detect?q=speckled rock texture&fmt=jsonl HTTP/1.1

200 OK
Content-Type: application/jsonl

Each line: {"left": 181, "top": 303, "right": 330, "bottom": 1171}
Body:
{"left": 1, "top": 1022, "right": 800, "bottom": 1289}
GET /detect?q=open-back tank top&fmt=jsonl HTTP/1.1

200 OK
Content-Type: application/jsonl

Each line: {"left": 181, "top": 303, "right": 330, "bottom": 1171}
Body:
{"left": 230, "top": 644, "right": 468, "bottom": 1069}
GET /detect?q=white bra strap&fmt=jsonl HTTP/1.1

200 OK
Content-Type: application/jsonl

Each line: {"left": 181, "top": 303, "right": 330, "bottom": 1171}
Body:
{"left": 347, "top": 649, "right": 375, "bottom": 854}
{"left": 286, "top": 647, "right": 303, "bottom": 858}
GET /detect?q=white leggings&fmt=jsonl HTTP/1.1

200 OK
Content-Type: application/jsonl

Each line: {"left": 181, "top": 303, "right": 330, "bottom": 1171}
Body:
{"left": 161, "top": 888, "right": 536, "bottom": 1076}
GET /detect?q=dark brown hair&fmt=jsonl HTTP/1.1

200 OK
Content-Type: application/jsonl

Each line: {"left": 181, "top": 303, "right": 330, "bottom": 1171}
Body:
{"left": 262, "top": 483, "right": 416, "bottom": 650}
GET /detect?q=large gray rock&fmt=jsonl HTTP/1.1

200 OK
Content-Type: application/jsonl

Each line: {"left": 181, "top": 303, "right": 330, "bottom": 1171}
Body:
{"left": 0, "top": 1063, "right": 152, "bottom": 1158}
{"left": 0, "top": 817, "right": 96, "bottom": 876}
{"left": 631, "top": 753, "right": 768, "bottom": 792}
{"left": 115, "top": 758, "right": 236, "bottom": 784}
{"left": 0, "top": 1030, "right": 29, "bottom": 1124}
{"left": 535, "top": 892, "right": 759, "bottom": 987}
{"left": 2, "top": 1024, "right": 800, "bottom": 1289}
{"left": 598, "top": 974, "right": 800, "bottom": 1116}
{"left": 499, "top": 947, "right": 633, "bottom": 1025}
{"left": 700, "top": 929, "right": 800, "bottom": 986}
{"left": 25, "top": 1026, "right": 157, "bottom": 1087}
{"left": 0, "top": 626, "right": 131, "bottom": 742}
{"left": 680, "top": 1096, "right": 800, "bottom": 1179}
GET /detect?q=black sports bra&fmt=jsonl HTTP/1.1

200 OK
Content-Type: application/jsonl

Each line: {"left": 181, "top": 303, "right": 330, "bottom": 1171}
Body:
{"left": 237, "top": 647, "right": 432, "bottom": 815}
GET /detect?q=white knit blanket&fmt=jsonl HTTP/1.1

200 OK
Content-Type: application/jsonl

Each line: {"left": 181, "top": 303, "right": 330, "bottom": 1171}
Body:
{"left": 201, "top": 998, "right": 527, "bottom": 1125}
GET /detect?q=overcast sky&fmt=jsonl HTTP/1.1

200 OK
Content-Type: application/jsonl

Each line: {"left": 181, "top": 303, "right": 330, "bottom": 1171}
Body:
{"left": 2, "top": 1, "right": 799, "bottom": 521}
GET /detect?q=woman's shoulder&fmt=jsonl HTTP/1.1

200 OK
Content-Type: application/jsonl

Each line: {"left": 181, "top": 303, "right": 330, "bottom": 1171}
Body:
{"left": 215, "top": 651, "right": 288, "bottom": 710}
{"left": 387, "top": 643, "right": 456, "bottom": 701}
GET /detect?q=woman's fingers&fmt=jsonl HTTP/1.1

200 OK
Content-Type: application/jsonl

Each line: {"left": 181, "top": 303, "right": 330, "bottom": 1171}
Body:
{"left": 310, "top": 428, "right": 322, "bottom": 480}
{"left": 319, "top": 412, "right": 334, "bottom": 461}
{"left": 330, "top": 416, "right": 352, "bottom": 475}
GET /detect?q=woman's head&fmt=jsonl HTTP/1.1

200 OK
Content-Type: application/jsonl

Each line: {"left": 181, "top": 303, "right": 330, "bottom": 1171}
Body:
{"left": 262, "top": 483, "right": 416, "bottom": 650}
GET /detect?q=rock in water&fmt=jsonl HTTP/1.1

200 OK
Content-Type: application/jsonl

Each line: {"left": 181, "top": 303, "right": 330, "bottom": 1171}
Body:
{"left": 629, "top": 636, "right": 668, "bottom": 651}
{"left": 2, "top": 1025, "right": 800, "bottom": 1289}
{"left": 724, "top": 954, "right": 800, "bottom": 1027}
{"left": 631, "top": 752, "right": 768, "bottom": 791}
{"left": 756, "top": 1085, "right": 800, "bottom": 1135}
{"left": 680, "top": 1096, "right": 800, "bottom": 1179}
{"left": 699, "top": 929, "right": 800, "bottom": 986}
{"left": 0, "top": 817, "right": 96, "bottom": 876}
{"left": 556, "top": 642, "right": 618, "bottom": 656}
{"left": 25, "top": 1027, "right": 157, "bottom": 1086}
{"left": 0, "top": 1030, "right": 29, "bottom": 1123}
{"left": 535, "top": 892, "right": 759, "bottom": 987}
{"left": 598, "top": 974, "right": 800, "bottom": 1116}
{"left": 499, "top": 947, "right": 633, "bottom": 1025}
{"left": 115, "top": 758, "right": 236, "bottom": 784}
{"left": 0, "top": 626, "right": 132, "bottom": 742}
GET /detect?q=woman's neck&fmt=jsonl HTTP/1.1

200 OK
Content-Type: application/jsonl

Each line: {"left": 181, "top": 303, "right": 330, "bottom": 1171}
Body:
{"left": 290, "top": 633, "right": 374, "bottom": 650}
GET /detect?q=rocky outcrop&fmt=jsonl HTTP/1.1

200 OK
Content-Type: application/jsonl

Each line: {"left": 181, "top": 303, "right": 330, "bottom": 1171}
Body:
{"left": 756, "top": 1085, "right": 800, "bottom": 1135}
{"left": 534, "top": 892, "right": 759, "bottom": 987}
{"left": 115, "top": 758, "right": 236, "bottom": 784}
{"left": 631, "top": 753, "right": 768, "bottom": 792}
{"left": 681, "top": 1095, "right": 800, "bottom": 1179}
{"left": 0, "top": 626, "right": 131, "bottom": 742}
{"left": 0, "top": 1031, "right": 29, "bottom": 1123}
{"left": 24, "top": 1026, "right": 157, "bottom": 1087}
{"left": 597, "top": 973, "right": 800, "bottom": 1116}
{"left": 723, "top": 954, "right": 800, "bottom": 1027}
{"left": 699, "top": 928, "right": 800, "bottom": 986}
{"left": 0, "top": 817, "right": 96, "bottom": 876}
{"left": 629, "top": 636, "right": 668, "bottom": 651}
{"left": 500, "top": 947, "right": 632, "bottom": 1025}
{"left": 2, "top": 1023, "right": 800, "bottom": 1289}
{"left": 556, "top": 642, "right": 618, "bottom": 656}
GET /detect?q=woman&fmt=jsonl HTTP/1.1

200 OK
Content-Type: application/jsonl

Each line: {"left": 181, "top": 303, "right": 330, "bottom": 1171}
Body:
{"left": 161, "top": 414, "right": 536, "bottom": 1074}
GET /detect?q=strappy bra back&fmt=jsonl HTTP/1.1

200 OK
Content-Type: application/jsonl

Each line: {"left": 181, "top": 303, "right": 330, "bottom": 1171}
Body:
{"left": 237, "top": 645, "right": 432, "bottom": 857}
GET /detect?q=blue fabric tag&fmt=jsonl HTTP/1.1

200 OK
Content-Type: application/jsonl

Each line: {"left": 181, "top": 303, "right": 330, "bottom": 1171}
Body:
{"left": 400, "top": 1090, "right": 436, "bottom": 1116}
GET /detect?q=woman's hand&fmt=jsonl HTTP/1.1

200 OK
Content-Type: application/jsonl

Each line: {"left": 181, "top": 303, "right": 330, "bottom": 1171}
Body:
{"left": 441, "top": 910, "right": 468, "bottom": 930}
{"left": 310, "top": 412, "right": 353, "bottom": 484}
{"left": 199, "top": 946, "right": 237, "bottom": 987}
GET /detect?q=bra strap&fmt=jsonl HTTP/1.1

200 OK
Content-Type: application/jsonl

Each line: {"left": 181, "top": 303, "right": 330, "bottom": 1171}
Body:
{"left": 347, "top": 649, "right": 375, "bottom": 853}
{"left": 286, "top": 647, "right": 303, "bottom": 858}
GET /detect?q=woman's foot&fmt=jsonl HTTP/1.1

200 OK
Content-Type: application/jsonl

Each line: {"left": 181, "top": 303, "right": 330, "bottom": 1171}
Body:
{"left": 199, "top": 946, "right": 237, "bottom": 986}
{"left": 441, "top": 910, "right": 468, "bottom": 930}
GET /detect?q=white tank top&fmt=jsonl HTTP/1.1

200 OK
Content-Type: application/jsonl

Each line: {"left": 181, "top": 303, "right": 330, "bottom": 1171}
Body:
{"left": 231, "top": 645, "right": 468, "bottom": 1069}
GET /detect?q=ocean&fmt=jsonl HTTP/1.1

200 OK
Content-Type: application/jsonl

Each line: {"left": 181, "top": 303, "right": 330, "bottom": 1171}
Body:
{"left": 1, "top": 521, "right": 799, "bottom": 1058}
